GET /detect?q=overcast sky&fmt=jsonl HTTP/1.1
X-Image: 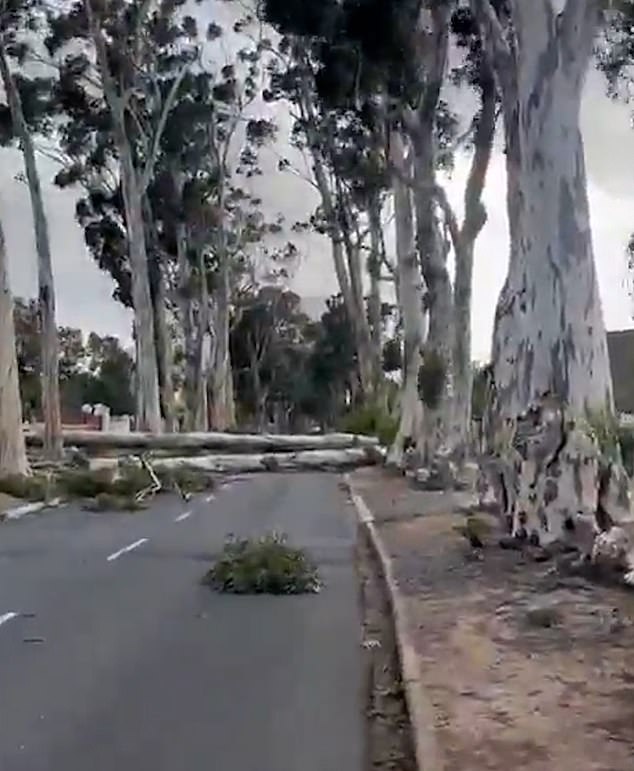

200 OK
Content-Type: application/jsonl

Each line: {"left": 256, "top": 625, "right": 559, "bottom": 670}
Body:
{"left": 2, "top": 44, "right": 633, "bottom": 362}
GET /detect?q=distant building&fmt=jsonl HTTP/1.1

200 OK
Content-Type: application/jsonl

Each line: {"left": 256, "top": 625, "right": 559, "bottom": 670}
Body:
{"left": 607, "top": 330, "right": 634, "bottom": 415}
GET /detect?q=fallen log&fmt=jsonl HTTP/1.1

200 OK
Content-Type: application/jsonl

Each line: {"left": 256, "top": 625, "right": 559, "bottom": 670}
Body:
{"left": 146, "top": 447, "right": 381, "bottom": 474}
{"left": 25, "top": 430, "right": 379, "bottom": 455}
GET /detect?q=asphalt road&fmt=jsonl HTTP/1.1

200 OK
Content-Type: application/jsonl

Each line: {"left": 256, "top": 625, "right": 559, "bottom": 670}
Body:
{"left": 0, "top": 474, "right": 363, "bottom": 771}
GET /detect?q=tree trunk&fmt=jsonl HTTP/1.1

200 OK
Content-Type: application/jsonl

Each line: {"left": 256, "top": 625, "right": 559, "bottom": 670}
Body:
{"left": 209, "top": 257, "right": 234, "bottom": 431}
{"left": 368, "top": 195, "right": 384, "bottom": 394}
{"left": 500, "top": 1, "right": 610, "bottom": 417}
{"left": 0, "top": 216, "right": 28, "bottom": 476}
{"left": 120, "top": 156, "right": 162, "bottom": 433}
{"left": 406, "top": 3, "right": 453, "bottom": 464}
{"left": 388, "top": 133, "right": 427, "bottom": 466}
{"left": 151, "top": 262, "right": 177, "bottom": 432}
{"left": 412, "top": 142, "right": 453, "bottom": 463}
{"left": 26, "top": 430, "right": 379, "bottom": 453}
{"left": 450, "top": 67, "right": 496, "bottom": 457}
{"left": 175, "top": 208, "right": 206, "bottom": 432}
{"left": 476, "top": 0, "right": 619, "bottom": 545}
{"left": 0, "top": 47, "right": 62, "bottom": 460}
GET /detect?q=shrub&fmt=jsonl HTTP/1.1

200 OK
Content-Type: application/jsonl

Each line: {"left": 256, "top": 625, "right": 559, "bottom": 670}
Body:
{"left": 203, "top": 532, "right": 321, "bottom": 594}
{"left": 417, "top": 350, "right": 447, "bottom": 409}
{"left": 341, "top": 403, "right": 398, "bottom": 446}
{"left": 156, "top": 467, "right": 216, "bottom": 494}
{"left": 57, "top": 467, "right": 151, "bottom": 499}
{"left": 0, "top": 474, "right": 51, "bottom": 501}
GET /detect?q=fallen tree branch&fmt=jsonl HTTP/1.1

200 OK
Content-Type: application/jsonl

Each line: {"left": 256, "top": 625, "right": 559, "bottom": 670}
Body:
{"left": 25, "top": 430, "right": 380, "bottom": 454}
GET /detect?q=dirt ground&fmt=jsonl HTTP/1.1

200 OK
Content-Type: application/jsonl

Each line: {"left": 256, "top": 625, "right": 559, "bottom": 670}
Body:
{"left": 357, "top": 518, "right": 417, "bottom": 771}
{"left": 351, "top": 467, "right": 634, "bottom": 771}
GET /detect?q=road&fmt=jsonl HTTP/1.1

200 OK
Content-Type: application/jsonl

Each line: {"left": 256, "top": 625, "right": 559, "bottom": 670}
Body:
{"left": 0, "top": 474, "right": 363, "bottom": 771}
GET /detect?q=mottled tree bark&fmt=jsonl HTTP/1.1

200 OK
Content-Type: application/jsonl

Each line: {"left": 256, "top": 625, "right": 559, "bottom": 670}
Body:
{"left": 480, "top": 0, "right": 611, "bottom": 420}
{"left": 0, "top": 46, "right": 62, "bottom": 459}
{"left": 476, "top": 0, "right": 618, "bottom": 546}
{"left": 0, "top": 216, "right": 28, "bottom": 476}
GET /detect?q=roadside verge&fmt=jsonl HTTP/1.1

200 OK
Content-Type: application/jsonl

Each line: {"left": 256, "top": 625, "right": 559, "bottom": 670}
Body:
{"left": 344, "top": 472, "right": 444, "bottom": 771}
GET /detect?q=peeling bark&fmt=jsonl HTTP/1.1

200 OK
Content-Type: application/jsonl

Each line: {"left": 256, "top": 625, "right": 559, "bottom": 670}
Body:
{"left": 0, "top": 46, "right": 62, "bottom": 460}
{"left": 0, "top": 215, "right": 28, "bottom": 476}
{"left": 479, "top": 0, "right": 611, "bottom": 419}
{"left": 475, "top": 0, "right": 620, "bottom": 548}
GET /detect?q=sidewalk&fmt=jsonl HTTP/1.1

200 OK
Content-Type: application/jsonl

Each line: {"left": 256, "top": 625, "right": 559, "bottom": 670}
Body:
{"left": 350, "top": 467, "right": 634, "bottom": 771}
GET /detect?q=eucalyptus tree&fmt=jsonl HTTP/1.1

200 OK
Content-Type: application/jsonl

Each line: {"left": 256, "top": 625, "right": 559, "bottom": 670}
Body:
{"left": 0, "top": 215, "right": 28, "bottom": 475}
{"left": 46, "top": 0, "right": 200, "bottom": 432}
{"left": 0, "top": 0, "right": 62, "bottom": 457}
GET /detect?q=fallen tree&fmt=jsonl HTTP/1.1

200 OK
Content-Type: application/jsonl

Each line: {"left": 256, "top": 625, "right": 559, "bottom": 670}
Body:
{"left": 144, "top": 448, "right": 379, "bottom": 474}
{"left": 25, "top": 430, "right": 380, "bottom": 455}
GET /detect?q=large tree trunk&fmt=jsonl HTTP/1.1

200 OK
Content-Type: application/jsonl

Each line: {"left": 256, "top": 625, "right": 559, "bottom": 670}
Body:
{"left": 0, "top": 47, "right": 62, "bottom": 460}
{"left": 495, "top": 0, "right": 610, "bottom": 419}
{"left": 450, "top": 66, "right": 496, "bottom": 457}
{"left": 476, "top": 0, "right": 619, "bottom": 547}
{"left": 26, "top": 430, "right": 379, "bottom": 453}
{"left": 0, "top": 216, "right": 28, "bottom": 476}
{"left": 411, "top": 141, "right": 453, "bottom": 463}
{"left": 388, "top": 133, "right": 427, "bottom": 466}
{"left": 406, "top": 3, "right": 453, "bottom": 464}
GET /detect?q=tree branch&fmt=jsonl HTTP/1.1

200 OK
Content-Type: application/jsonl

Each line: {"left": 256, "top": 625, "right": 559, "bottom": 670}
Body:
{"left": 461, "top": 65, "right": 496, "bottom": 243}
{"left": 471, "top": 0, "right": 516, "bottom": 103}
{"left": 140, "top": 61, "right": 191, "bottom": 193}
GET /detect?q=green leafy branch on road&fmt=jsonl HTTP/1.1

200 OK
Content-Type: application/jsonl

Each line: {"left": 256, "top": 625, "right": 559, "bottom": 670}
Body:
{"left": 0, "top": 464, "right": 216, "bottom": 514}
{"left": 204, "top": 533, "right": 321, "bottom": 595}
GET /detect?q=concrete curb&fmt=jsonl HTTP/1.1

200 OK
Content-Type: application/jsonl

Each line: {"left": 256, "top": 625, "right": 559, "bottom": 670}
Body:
{"left": 2, "top": 498, "right": 64, "bottom": 522}
{"left": 344, "top": 473, "right": 444, "bottom": 771}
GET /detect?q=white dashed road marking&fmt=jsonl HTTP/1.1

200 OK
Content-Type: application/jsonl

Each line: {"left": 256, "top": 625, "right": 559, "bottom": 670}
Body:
{"left": 205, "top": 494, "right": 215, "bottom": 503}
{"left": 107, "top": 538, "right": 148, "bottom": 562}
{"left": 174, "top": 510, "right": 192, "bottom": 523}
{"left": 0, "top": 612, "right": 18, "bottom": 628}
